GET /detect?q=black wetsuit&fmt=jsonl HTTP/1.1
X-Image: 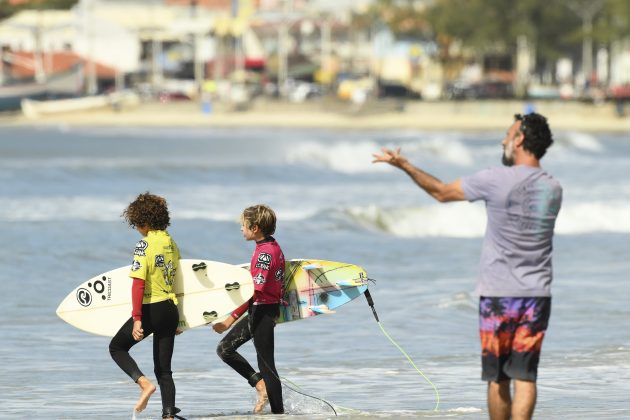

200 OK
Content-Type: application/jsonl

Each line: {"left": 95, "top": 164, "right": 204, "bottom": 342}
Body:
{"left": 216, "top": 303, "right": 283, "bottom": 414}
{"left": 109, "top": 299, "right": 179, "bottom": 414}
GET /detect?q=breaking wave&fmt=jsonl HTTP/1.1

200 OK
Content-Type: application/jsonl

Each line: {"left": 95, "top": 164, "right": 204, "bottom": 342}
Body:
{"left": 4, "top": 195, "right": 630, "bottom": 237}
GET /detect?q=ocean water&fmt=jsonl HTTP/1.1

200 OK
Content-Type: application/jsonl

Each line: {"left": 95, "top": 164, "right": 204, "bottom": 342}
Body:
{"left": 1, "top": 125, "right": 629, "bottom": 419}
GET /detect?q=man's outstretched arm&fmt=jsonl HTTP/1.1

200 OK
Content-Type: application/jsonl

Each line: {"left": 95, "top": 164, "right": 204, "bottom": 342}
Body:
{"left": 372, "top": 147, "right": 466, "bottom": 203}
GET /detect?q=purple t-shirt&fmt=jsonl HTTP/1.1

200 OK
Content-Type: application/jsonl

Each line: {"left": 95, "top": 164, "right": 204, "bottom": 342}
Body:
{"left": 461, "top": 165, "right": 562, "bottom": 297}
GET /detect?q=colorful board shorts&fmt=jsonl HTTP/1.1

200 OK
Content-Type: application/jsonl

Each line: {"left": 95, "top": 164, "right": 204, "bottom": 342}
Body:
{"left": 479, "top": 296, "right": 551, "bottom": 382}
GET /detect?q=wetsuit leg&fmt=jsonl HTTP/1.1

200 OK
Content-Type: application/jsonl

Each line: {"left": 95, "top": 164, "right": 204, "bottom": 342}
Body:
{"left": 147, "top": 300, "right": 179, "bottom": 412}
{"left": 109, "top": 314, "right": 155, "bottom": 382}
{"left": 216, "top": 314, "right": 260, "bottom": 386}
{"left": 251, "top": 304, "right": 283, "bottom": 414}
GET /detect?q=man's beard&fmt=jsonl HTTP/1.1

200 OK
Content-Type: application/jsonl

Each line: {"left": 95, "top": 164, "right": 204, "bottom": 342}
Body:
{"left": 502, "top": 140, "right": 515, "bottom": 166}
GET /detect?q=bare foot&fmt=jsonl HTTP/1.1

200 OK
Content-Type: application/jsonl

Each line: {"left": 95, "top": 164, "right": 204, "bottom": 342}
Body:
{"left": 254, "top": 379, "right": 269, "bottom": 414}
{"left": 134, "top": 376, "right": 156, "bottom": 413}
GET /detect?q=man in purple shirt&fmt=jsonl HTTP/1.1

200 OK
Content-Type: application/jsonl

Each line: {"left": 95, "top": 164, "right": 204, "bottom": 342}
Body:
{"left": 373, "top": 113, "right": 562, "bottom": 420}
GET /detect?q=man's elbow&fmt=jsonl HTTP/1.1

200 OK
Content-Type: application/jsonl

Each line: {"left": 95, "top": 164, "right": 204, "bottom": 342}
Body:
{"left": 433, "top": 192, "right": 452, "bottom": 203}
{"left": 433, "top": 189, "right": 465, "bottom": 203}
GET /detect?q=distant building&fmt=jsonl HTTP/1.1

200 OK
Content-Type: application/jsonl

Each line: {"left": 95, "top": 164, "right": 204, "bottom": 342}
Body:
{"left": 165, "top": 0, "right": 311, "bottom": 13}
{"left": 0, "top": 0, "right": 365, "bottom": 94}
{"left": 0, "top": 6, "right": 139, "bottom": 92}
{"left": 0, "top": 0, "right": 229, "bottom": 91}
{"left": 166, "top": 0, "right": 232, "bottom": 10}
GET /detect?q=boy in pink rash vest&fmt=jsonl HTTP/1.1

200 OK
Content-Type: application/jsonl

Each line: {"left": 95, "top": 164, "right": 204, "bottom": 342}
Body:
{"left": 213, "top": 204, "right": 285, "bottom": 414}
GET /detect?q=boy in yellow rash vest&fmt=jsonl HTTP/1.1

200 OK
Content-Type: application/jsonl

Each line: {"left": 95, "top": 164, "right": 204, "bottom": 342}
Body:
{"left": 108, "top": 192, "right": 182, "bottom": 420}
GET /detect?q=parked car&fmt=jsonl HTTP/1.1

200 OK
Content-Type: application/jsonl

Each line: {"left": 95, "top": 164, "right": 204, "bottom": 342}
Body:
{"left": 444, "top": 80, "right": 514, "bottom": 100}
{"left": 158, "top": 91, "right": 191, "bottom": 103}
{"left": 286, "top": 80, "right": 322, "bottom": 103}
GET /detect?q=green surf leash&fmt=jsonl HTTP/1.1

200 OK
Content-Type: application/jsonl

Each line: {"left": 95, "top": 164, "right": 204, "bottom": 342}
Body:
{"left": 254, "top": 336, "right": 339, "bottom": 416}
{"left": 279, "top": 375, "right": 360, "bottom": 414}
{"left": 364, "top": 289, "right": 440, "bottom": 412}
{"left": 278, "top": 376, "right": 338, "bottom": 416}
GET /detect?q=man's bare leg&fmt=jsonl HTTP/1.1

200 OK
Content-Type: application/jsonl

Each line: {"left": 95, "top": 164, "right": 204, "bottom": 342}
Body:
{"left": 488, "top": 380, "right": 511, "bottom": 420}
{"left": 253, "top": 379, "right": 269, "bottom": 414}
{"left": 135, "top": 376, "right": 156, "bottom": 413}
{"left": 512, "top": 379, "right": 536, "bottom": 420}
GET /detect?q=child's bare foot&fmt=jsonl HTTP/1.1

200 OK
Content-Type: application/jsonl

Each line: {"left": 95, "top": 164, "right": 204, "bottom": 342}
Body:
{"left": 134, "top": 376, "right": 156, "bottom": 413}
{"left": 253, "top": 379, "right": 269, "bottom": 414}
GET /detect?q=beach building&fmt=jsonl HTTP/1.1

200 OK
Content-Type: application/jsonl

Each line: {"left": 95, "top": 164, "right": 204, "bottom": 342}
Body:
{"left": 0, "top": 0, "right": 386, "bottom": 105}
{"left": 0, "top": 0, "right": 229, "bottom": 93}
{"left": 0, "top": 5, "right": 139, "bottom": 93}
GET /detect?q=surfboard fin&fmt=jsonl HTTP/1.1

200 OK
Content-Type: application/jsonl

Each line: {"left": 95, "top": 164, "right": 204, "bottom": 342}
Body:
{"left": 192, "top": 262, "right": 207, "bottom": 272}
{"left": 224, "top": 282, "right": 240, "bottom": 291}
{"left": 203, "top": 311, "right": 218, "bottom": 322}
{"left": 309, "top": 305, "right": 336, "bottom": 314}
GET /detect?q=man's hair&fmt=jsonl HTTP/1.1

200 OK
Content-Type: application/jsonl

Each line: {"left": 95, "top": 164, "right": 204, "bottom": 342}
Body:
{"left": 515, "top": 113, "right": 553, "bottom": 159}
{"left": 241, "top": 204, "right": 277, "bottom": 237}
{"left": 122, "top": 192, "right": 170, "bottom": 230}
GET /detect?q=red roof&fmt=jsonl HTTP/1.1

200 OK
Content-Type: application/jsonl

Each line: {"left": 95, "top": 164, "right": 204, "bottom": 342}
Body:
{"left": 6, "top": 51, "right": 118, "bottom": 78}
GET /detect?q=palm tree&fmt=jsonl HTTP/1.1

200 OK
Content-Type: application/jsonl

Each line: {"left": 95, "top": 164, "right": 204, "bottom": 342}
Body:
{"left": 481, "top": 297, "right": 507, "bottom": 318}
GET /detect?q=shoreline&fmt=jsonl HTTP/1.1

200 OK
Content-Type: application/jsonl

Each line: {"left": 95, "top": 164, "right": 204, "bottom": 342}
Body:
{"left": 1, "top": 98, "right": 629, "bottom": 132}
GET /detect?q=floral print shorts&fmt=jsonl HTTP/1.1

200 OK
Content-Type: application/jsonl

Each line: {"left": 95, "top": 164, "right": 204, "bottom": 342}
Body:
{"left": 479, "top": 296, "right": 551, "bottom": 382}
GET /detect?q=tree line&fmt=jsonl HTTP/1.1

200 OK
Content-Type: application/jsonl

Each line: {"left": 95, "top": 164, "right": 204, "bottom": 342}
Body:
{"left": 0, "top": 0, "right": 79, "bottom": 20}
{"left": 359, "top": 0, "right": 630, "bottom": 76}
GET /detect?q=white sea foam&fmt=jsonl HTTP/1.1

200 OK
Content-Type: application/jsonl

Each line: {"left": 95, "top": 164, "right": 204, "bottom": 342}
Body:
{"left": 448, "top": 406, "right": 483, "bottom": 413}
{"left": 4, "top": 195, "right": 630, "bottom": 237}
{"left": 285, "top": 137, "right": 475, "bottom": 174}
{"left": 286, "top": 140, "right": 388, "bottom": 174}
{"left": 1, "top": 157, "right": 147, "bottom": 170}
{"left": 344, "top": 201, "right": 630, "bottom": 237}
{"left": 345, "top": 203, "right": 487, "bottom": 238}
{"left": 0, "top": 196, "right": 128, "bottom": 222}
{"left": 404, "top": 136, "right": 475, "bottom": 166}
{"left": 437, "top": 292, "right": 477, "bottom": 310}
{"left": 0, "top": 195, "right": 318, "bottom": 223}
{"left": 557, "top": 131, "right": 604, "bottom": 152}
{"left": 554, "top": 201, "right": 630, "bottom": 234}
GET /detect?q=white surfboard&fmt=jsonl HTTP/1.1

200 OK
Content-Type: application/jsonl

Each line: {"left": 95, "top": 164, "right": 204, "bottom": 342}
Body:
{"left": 56, "top": 259, "right": 254, "bottom": 337}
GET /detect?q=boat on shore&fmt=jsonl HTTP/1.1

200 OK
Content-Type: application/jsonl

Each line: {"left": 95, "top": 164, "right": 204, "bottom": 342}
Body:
{"left": 0, "top": 64, "right": 83, "bottom": 112}
{"left": 0, "top": 82, "right": 49, "bottom": 111}
{"left": 21, "top": 90, "right": 140, "bottom": 118}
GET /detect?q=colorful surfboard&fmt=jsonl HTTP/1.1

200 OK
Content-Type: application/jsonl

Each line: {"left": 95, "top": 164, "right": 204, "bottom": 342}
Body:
{"left": 240, "top": 259, "right": 369, "bottom": 323}
{"left": 56, "top": 259, "right": 254, "bottom": 336}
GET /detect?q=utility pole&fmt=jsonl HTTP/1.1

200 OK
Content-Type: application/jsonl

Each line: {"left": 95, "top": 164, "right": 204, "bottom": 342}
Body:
{"left": 277, "top": 0, "right": 292, "bottom": 97}
{"left": 232, "top": 0, "right": 245, "bottom": 77}
{"left": 82, "top": 0, "right": 98, "bottom": 95}
{"left": 566, "top": 0, "right": 605, "bottom": 88}
{"left": 149, "top": 4, "right": 163, "bottom": 92}
{"left": 32, "top": 10, "right": 46, "bottom": 83}
{"left": 320, "top": 16, "right": 331, "bottom": 85}
{"left": 191, "top": 0, "right": 204, "bottom": 96}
